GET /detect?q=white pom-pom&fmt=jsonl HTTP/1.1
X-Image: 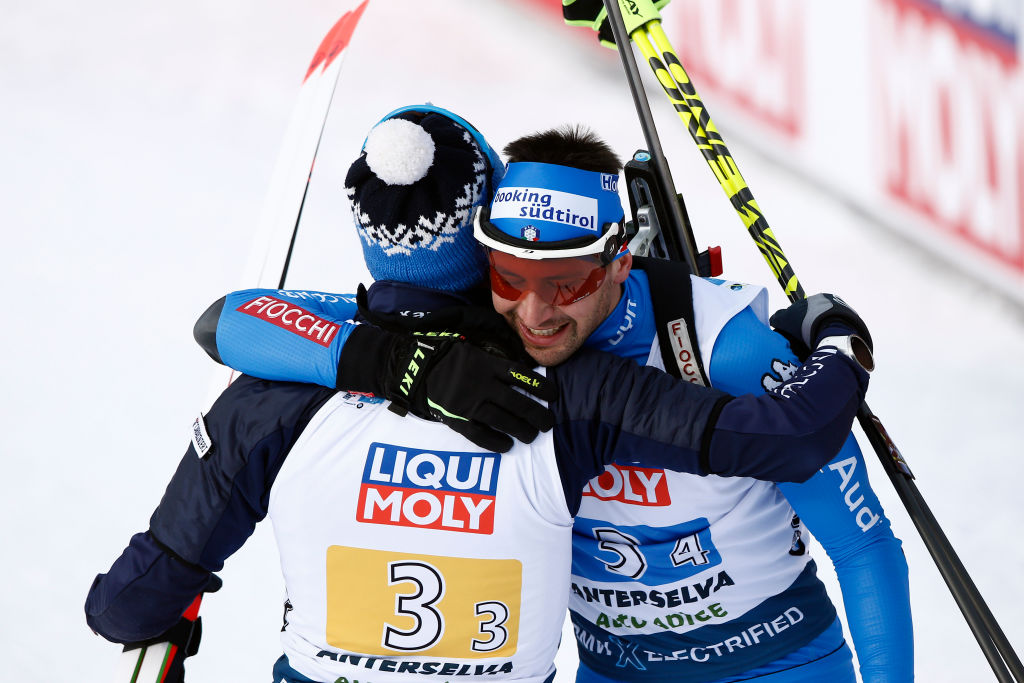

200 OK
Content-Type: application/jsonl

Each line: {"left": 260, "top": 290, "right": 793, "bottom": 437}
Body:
{"left": 364, "top": 118, "right": 436, "bottom": 185}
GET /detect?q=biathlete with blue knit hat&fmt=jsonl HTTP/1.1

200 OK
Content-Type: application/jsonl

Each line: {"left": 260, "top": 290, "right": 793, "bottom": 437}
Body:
{"left": 85, "top": 106, "right": 881, "bottom": 683}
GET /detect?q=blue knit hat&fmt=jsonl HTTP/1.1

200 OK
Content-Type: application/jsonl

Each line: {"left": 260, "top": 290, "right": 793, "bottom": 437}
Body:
{"left": 345, "top": 105, "right": 505, "bottom": 292}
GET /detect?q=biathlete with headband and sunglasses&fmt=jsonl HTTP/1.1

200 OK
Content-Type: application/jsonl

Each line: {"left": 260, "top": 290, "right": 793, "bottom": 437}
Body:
{"left": 128, "top": 109, "right": 906, "bottom": 682}
{"left": 474, "top": 158, "right": 635, "bottom": 368}
{"left": 472, "top": 127, "right": 913, "bottom": 683}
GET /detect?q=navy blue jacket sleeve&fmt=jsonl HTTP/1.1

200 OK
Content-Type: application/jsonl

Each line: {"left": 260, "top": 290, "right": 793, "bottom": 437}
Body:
{"left": 549, "top": 348, "right": 731, "bottom": 513}
{"left": 549, "top": 336, "right": 868, "bottom": 513}
{"left": 708, "top": 344, "right": 869, "bottom": 482}
{"left": 85, "top": 376, "right": 335, "bottom": 644}
{"left": 84, "top": 532, "right": 211, "bottom": 644}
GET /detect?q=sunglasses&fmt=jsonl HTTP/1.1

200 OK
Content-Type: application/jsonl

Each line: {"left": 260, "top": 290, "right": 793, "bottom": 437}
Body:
{"left": 487, "top": 249, "right": 609, "bottom": 306}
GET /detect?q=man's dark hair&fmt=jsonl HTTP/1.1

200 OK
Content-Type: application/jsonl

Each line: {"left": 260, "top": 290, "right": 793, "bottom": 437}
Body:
{"left": 503, "top": 125, "right": 622, "bottom": 173}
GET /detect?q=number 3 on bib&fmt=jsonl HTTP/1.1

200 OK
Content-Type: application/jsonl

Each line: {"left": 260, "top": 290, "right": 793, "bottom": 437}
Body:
{"left": 327, "top": 546, "right": 522, "bottom": 658}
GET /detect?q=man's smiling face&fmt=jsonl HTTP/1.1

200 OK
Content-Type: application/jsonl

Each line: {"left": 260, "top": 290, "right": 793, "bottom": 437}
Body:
{"left": 490, "top": 253, "right": 632, "bottom": 366}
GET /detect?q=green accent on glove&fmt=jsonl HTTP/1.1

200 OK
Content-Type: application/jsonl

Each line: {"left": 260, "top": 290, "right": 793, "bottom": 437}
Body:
{"left": 427, "top": 398, "right": 469, "bottom": 422}
{"left": 398, "top": 344, "right": 430, "bottom": 398}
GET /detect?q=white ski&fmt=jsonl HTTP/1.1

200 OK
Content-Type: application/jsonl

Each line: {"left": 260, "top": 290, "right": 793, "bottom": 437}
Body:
{"left": 117, "top": 4, "right": 371, "bottom": 680}
{"left": 204, "top": 0, "right": 369, "bottom": 405}
{"left": 113, "top": 595, "right": 202, "bottom": 683}
{"left": 244, "top": 0, "right": 369, "bottom": 289}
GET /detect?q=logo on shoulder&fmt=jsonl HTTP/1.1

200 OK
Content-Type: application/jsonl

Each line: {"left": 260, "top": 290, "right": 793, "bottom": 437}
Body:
{"left": 761, "top": 358, "right": 799, "bottom": 392}
{"left": 237, "top": 295, "right": 339, "bottom": 347}
{"left": 358, "top": 443, "right": 501, "bottom": 534}
{"left": 276, "top": 290, "right": 355, "bottom": 305}
{"left": 600, "top": 173, "right": 618, "bottom": 192}
{"left": 341, "top": 391, "right": 385, "bottom": 408}
{"left": 706, "top": 278, "right": 750, "bottom": 291}
{"left": 191, "top": 414, "right": 213, "bottom": 458}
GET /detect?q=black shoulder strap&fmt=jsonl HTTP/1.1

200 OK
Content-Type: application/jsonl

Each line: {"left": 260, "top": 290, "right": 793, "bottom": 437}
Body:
{"left": 632, "top": 256, "right": 710, "bottom": 387}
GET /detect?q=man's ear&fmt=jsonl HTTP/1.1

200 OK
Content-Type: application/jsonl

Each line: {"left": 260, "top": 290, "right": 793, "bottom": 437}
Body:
{"left": 611, "top": 253, "right": 632, "bottom": 284}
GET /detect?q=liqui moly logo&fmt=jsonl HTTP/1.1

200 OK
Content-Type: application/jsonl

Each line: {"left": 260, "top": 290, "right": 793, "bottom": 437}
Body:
{"left": 357, "top": 443, "right": 501, "bottom": 534}
{"left": 582, "top": 464, "right": 670, "bottom": 506}
{"left": 237, "top": 295, "right": 339, "bottom": 347}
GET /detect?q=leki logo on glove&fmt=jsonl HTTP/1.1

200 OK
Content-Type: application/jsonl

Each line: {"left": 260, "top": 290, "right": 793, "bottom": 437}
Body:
{"left": 582, "top": 464, "right": 671, "bottom": 506}
{"left": 237, "top": 295, "right": 340, "bottom": 347}
{"left": 358, "top": 442, "right": 501, "bottom": 534}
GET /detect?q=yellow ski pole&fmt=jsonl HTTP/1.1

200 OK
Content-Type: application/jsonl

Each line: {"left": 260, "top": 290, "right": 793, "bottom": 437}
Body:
{"left": 631, "top": 20, "right": 803, "bottom": 300}
{"left": 597, "top": 2, "right": 1024, "bottom": 679}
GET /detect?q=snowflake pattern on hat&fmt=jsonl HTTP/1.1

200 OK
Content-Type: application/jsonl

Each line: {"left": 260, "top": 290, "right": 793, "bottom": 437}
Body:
{"left": 349, "top": 129, "right": 487, "bottom": 256}
{"left": 345, "top": 110, "right": 492, "bottom": 292}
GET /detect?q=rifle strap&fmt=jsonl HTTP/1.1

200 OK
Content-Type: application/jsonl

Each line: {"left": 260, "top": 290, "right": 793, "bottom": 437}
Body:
{"left": 633, "top": 256, "right": 710, "bottom": 387}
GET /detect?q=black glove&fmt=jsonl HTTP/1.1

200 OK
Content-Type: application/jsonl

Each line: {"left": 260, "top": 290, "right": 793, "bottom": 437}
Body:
{"left": 563, "top": 0, "right": 670, "bottom": 48}
{"left": 121, "top": 574, "right": 221, "bottom": 683}
{"left": 769, "top": 293, "right": 873, "bottom": 361}
{"left": 383, "top": 333, "right": 556, "bottom": 453}
{"left": 337, "top": 288, "right": 557, "bottom": 453}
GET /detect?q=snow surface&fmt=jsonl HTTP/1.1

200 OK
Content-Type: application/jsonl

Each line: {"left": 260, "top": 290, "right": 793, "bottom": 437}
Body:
{"left": 2, "top": 1, "right": 1022, "bottom": 681}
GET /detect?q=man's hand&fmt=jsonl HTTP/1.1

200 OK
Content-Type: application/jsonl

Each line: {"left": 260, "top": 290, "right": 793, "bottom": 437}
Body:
{"left": 563, "top": 0, "right": 670, "bottom": 48}
{"left": 769, "top": 293, "right": 873, "bottom": 361}
{"left": 117, "top": 574, "right": 221, "bottom": 683}
{"left": 385, "top": 334, "right": 556, "bottom": 453}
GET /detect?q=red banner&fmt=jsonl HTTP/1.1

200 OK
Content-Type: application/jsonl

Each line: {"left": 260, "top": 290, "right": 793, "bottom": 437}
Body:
{"left": 874, "top": 0, "right": 1024, "bottom": 272}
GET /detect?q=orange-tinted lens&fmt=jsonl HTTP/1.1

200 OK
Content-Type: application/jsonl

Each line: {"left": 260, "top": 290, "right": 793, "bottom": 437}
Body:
{"left": 487, "top": 250, "right": 607, "bottom": 306}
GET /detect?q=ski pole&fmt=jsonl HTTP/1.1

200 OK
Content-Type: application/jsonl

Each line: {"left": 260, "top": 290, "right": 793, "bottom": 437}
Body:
{"left": 205, "top": 0, "right": 370, "bottom": 404}
{"left": 598, "top": 1, "right": 1023, "bottom": 680}
{"left": 113, "top": 595, "right": 204, "bottom": 683}
{"left": 594, "top": 20, "right": 700, "bottom": 274}
{"left": 860, "top": 410, "right": 1019, "bottom": 683}
{"left": 634, "top": 20, "right": 803, "bottom": 301}
{"left": 246, "top": 0, "right": 370, "bottom": 291}
{"left": 273, "top": 1, "right": 369, "bottom": 290}
{"left": 632, "top": 17, "right": 1024, "bottom": 682}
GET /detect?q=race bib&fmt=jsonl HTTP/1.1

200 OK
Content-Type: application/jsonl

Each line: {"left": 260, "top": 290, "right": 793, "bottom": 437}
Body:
{"left": 326, "top": 546, "right": 522, "bottom": 659}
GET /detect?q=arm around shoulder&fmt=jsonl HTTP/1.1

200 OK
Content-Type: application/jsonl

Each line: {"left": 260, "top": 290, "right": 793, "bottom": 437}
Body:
{"left": 707, "top": 347, "right": 869, "bottom": 482}
{"left": 549, "top": 347, "right": 731, "bottom": 497}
